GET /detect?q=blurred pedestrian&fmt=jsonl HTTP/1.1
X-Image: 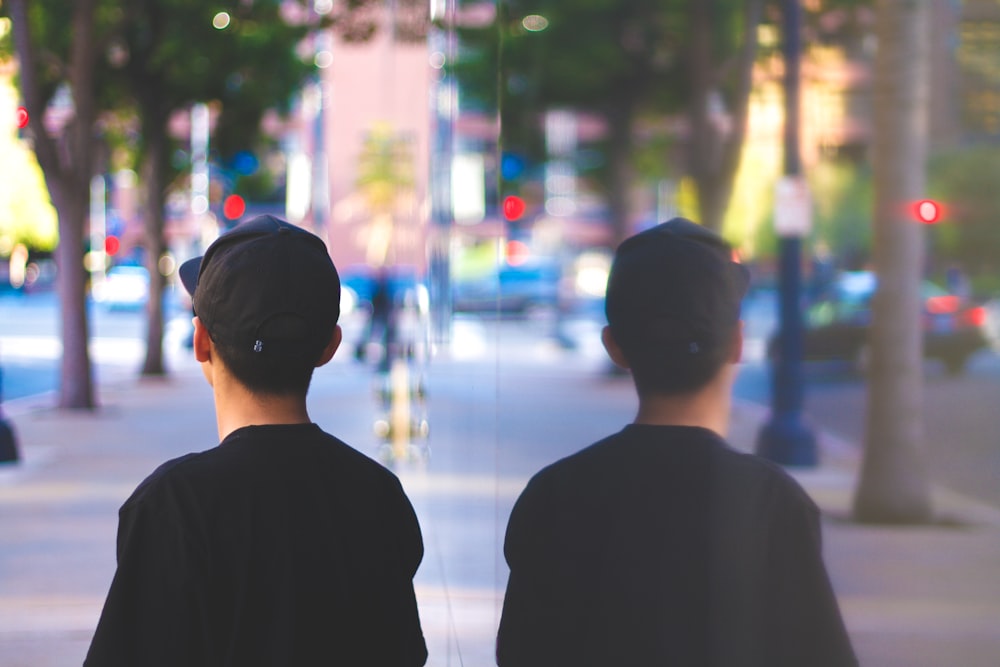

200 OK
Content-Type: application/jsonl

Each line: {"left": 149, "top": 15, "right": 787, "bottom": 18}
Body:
{"left": 497, "top": 218, "right": 856, "bottom": 666}
{"left": 85, "top": 216, "right": 427, "bottom": 666}
{"left": 355, "top": 265, "right": 398, "bottom": 373}
{"left": 946, "top": 264, "right": 972, "bottom": 301}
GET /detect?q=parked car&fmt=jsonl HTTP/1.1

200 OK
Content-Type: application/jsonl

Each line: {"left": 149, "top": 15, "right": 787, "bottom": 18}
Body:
{"left": 770, "top": 270, "right": 989, "bottom": 375}
{"left": 92, "top": 265, "right": 149, "bottom": 311}
{"left": 452, "top": 259, "right": 560, "bottom": 315}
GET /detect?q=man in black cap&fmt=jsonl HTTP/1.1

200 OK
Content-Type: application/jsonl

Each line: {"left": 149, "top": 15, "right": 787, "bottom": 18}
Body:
{"left": 497, "top": 218, "right": 856, "bottom": 666}
{"left": 86, "top": 215, "right": 427, "bottom": 666}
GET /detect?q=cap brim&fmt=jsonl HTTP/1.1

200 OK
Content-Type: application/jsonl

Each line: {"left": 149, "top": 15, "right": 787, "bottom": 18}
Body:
{"left": 179, "top": 256, "right": 202, "bottom": 296}
{"left": 733, "top": 262, "right": 751, "bottom": 297}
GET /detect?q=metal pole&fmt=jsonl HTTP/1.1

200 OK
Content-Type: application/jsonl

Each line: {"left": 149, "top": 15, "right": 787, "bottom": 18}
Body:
{"left": 755, "top": 0, "right": 817, "bottom": 466}
{"left": 427, "top": 0, "right": 457, "bottom": 345}
{"left": 89, "top": 175, "right": 107, "bottom": 283}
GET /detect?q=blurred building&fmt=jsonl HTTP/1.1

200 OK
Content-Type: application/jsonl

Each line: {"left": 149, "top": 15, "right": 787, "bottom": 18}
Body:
{"left": 951, "top": 1, "right": 1000, "bottom": 143}
{"left": 317, "top": 7, "right": 432, "bottom": 273}
{"left": 795, "top": 0, "right": 999, "bottom": 164}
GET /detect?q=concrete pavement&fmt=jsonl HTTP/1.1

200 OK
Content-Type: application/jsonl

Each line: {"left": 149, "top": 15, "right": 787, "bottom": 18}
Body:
{"left": 1, "top": 322, "right": 999, "bottom": 666}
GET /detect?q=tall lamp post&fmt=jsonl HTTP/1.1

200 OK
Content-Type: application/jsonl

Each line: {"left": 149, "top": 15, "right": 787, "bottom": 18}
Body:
{"left": 428, "top": 0, "right": 457, "bottom": 345}
{"left": 756, "top": 0, "right": 817, "bottom": 466}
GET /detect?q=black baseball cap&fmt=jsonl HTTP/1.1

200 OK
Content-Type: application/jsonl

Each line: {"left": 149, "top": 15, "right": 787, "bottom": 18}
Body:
{"left": 179, "top": 215, "right": 341, "bottom": 357}
{"left": 605, "top": 217, "right": 750, "bottom": 359}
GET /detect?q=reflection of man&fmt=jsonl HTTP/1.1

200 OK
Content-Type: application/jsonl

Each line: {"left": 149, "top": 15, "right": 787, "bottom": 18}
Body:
{"left": 355, "top": 266, "right": 397, "bottom": 372}
{"left": 497, "top": 218, "right": 856, "bottom": 666}
{"left": 86, "top": 216, "right": 427, "bottom": 666}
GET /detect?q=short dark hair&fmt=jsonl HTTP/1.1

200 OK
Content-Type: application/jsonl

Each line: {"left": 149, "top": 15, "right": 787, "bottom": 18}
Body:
{"left": 615, "top": 321, "right": 739, "bottom": 396}
{"left": 212, "top": 329, "right": 327, "bottom": 397}
{"left": 605, "top": 218, "right": 749, "bottom": 396}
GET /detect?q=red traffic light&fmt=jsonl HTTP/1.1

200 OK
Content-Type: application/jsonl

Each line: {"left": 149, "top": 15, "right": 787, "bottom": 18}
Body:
{"left": 912, "top": 199, "right": 942, "bottom": 224}
{"left": 104, "top": 235, "right": 121, "bottom": 256}
{"left": 15, "top": 106, "right": 29, "bottom": 129}
{"left": 223, "top": 194, "right": 246, "bottom": 220}
{"left": 503, "top": 195, "right": 526, "bottom": 221}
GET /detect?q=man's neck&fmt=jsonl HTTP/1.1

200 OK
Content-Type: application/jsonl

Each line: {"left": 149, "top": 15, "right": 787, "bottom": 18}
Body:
{"left": 213, "top": 378, "right": 311, "bottom": 441}
{"left": 632, "top": 373, "right": 733, "bottom": 437}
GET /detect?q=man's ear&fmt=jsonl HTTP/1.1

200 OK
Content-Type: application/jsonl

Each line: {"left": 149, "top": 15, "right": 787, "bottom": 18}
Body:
{"left": 601, "top": 326, "right": 630, "bottom": 369}
{"left": 316, "top": 325, "right": 343, "bottom": 368}
{"left": 728, "top": 321, "right": 744, "bottom": 365}
{"left": 192, "top": 316, "right": 213, "bottom": 363}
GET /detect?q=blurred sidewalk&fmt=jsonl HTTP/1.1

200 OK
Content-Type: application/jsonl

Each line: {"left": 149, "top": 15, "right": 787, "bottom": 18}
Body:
{"left": 1, "top": 337, "right": 999, "bottom": 666}
{"left": 727, "top": 401, "right": 1000, "bottom": 667}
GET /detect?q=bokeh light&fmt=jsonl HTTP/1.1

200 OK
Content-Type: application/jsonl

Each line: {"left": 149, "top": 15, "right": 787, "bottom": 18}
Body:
{"left": 314, "top": 50, "right": 334, "bottom": 69}
{"left": 522, "top": 14, "right": 549, "bottom": 32}
{"left": 223, "top": 194, "right": 246, "bottom": 220}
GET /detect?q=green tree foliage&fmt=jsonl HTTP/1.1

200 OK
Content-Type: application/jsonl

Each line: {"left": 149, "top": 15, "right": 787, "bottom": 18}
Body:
{"left": 456, "top": 1, "right": 883, "bottom": 246}
{"left": 809, "top": 160, "right": 873, "bottom": 268}
{"left": 928, "top": 146, "right": 1000, "bottom": 293}
{"left": 0, "top": 78, "right": 57, "bottom": 252}
{"left": 0, "top": 140, "right": 58, "bottom": 252}
{"left": 456, "top": 0, "right": 765, "bottom": 242}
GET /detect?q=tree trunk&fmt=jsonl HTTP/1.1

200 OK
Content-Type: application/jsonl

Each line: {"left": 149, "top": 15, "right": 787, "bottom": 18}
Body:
{"left": 687, "top": 1, "right": 763, "bottom": 233}
{"left": 604, "top": 99, "right": 635, "bottom": 248}
{"left": 140, "top": 117, "right": 169, "bottom": 377}
{"left": 9, "top": 0, "right": 99, "bottom": 409}
{"left": 53, "top": 185, "right": 96, "bottom": 408}
{"left": 852, "top": 0, "right": 933, "bottom": 523}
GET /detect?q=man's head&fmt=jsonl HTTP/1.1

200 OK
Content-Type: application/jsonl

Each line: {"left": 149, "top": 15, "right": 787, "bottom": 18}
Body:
{"left": 179, "top": 215, "right": 341, "bottom": 397}
{"left": 604, "top": 217, "right": 750, "bottom": 396}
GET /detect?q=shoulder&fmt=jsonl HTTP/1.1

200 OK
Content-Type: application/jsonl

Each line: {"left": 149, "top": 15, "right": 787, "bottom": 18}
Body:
{"left": 537, "top": 430, "right": 631, "bottom": 477}
{"left": 708, "top": 447, "right": 822, "bottom": 547}
{"left": 510, "top": 431, "right": 642, "bottom": 520}
{"left": 313, "top": 429, "right": 409, "bottom": 490}
{"left": 711, "top": 445, "right": 817, "bottom": 510}
{"left": 522, "top": 425, "right": 728, "bottom": 492}
{"left": 290, "top": 428, "right": 415, "bottom": 508}
{"left": 124, "top": 451, "right": 206, "bottom": 506}
{"left": 520, "top": 432, "right": 622, "bottom": 492}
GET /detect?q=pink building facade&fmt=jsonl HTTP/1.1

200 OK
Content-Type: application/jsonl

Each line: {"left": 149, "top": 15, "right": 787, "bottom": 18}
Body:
{"left": 319, "top": 16, "right": 433, "bottom": 274}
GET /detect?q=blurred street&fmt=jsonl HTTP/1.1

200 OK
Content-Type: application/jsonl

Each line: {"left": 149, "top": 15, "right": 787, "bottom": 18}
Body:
{"left": 1, "top": 289, "right": 1000, "bottom": 665}
{"left": 6, "top": 288, "right": 999, "bottom": 509}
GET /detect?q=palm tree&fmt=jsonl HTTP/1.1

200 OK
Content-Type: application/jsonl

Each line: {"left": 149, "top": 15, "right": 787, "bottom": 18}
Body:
{"left": 355, "top": 122, "right": 417, "bottom": 266}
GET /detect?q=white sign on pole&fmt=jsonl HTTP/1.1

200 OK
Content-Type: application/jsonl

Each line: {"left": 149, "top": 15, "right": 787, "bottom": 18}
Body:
{"left": 452, "top": 153, "right": 486, "bottom": 225}
{"left": 774, "top": 175, "right": 812, "bottom": 237}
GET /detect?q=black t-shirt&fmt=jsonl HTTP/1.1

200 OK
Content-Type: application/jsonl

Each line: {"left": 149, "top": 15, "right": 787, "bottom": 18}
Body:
{"left": 85, "top": 423, "right": 427, "bottom": 667}
{"left": 497, "top": 424, "right": 857, "bottom": 667}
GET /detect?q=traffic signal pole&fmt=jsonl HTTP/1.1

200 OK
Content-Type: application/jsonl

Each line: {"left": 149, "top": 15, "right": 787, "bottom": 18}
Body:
{"left": 755, "top": 0, "right": 818, "bottom": 466}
